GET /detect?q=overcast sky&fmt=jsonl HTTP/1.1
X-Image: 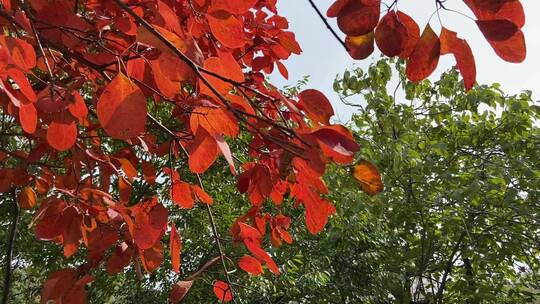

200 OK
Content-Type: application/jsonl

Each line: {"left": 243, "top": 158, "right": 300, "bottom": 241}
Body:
{"left": 269, "top": 0, "right": 540, "bottom": 122}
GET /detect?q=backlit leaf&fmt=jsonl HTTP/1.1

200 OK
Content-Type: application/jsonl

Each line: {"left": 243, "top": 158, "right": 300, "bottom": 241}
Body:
{"left": 18, "top": 186, "right": 37, "bottom": 210}
{"left": 97, "top": 73, "right": 147, "bottom": 140}
{"left": 298, "top": 89, "right": 334, "bottom": 125}
{"left": 169, "top": 223, "right": 182, "bottom": 274}
{"left": 440, "top": 27, "right": 476, "bottom": 90}
{"left": 238, "top": 255, "right": 263, "bottom": 276}
{"left": 47, "top": 118, "right": 77, "bottom": 151}
{"left": 406, "top": 25, "right": 440, "bottom": 82}
{"left": 345, "top": 32, "right": 375, "bottom": 60}
{"left": 353, "top": 159, "right": 383, "bottom": 196}
{"left": 213, "top": 280, "right": 233, "bottom": 303}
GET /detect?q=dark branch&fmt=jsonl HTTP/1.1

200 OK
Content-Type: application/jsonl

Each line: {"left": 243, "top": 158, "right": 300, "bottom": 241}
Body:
{"left": 1, "top": 189, "right": 21, "bottom": 304}
{"left": 306, "top": 0, "right": 349, "bottom": 52}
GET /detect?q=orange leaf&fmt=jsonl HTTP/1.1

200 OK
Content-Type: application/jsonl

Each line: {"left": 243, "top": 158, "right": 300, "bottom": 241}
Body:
{"left": 190, "top": 106, "right": 239, "bottom": 137}
{"left": 97, "top": 73, "right": 147, "bottom": 140}
{"left": 207, "top": 11, "right": 247, "bottom": 49}
{"left": 140, "top": 242, "right": 164, "bottom": 273}
{"left": 353, "top": 159, "right": 384, "bottom": 196}
{"left": 345, "top": 32, "right": 375, "bottom": 60}
{"left": 199, "top": 52, "right": 245, "bottom": 98}
{"left": 238, "top": 255, "right": 263, "bottom": 276}
{"left": 191, "top": 185, "right": 214, "bottom": 205}
{"left": 188, "top": 127, "right": 219, "bottom": 174}
{"left": 171, "top": 181, "right": 194, "bottom": 208}
{"left": 406, "top": 24, "right": 440, "bottom": 82}
{"left": 298, "top": 89, "right": 334, "bottom": 125}
{"left": 18, "top": 186, "right": 37, "bottom": 209}
{"left": 169, "top": 223, "right": 182, "bottom": 274}
{"left": 440, "top": 27, "right": 476, "bottom": 91}
{"left": 213, "top": 280, "right": 233, "bottom": 303}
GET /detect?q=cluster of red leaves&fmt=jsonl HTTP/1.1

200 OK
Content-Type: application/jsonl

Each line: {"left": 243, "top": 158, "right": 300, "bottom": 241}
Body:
{"left": 0, "top": 0, "right": 360, "bottom": 302}
{"left": 327, "top": 0, "right": 526, "bottom": 90}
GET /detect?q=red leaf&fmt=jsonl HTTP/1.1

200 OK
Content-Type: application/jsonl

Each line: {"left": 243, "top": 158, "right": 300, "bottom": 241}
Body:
{"left": 140, "top": 242, "right": 164, "bottom": 273}
{"left": 191, "top": 185, "right": 214, "bottom": 204}
{"left": 276, "top": 61, "right": 289, "bottom": 79}
{"left": 188, "top": 127, "right": 219, "bottom": 173}
{"left": 68, "top": 91, "right": 88, "bottom": 122}
{"left": 238, "top": 255, "right": 263, "bottom": 276}
{"left": 170, "top": 223, "right": 182, "bottom": 274}
{"left": 327, "top": 0, "right": 349, "bottom": 17}
{"left": 277, "top": 31, "right": 302, "bottom": 55}
{"left": 170, "top": 281, "right": 193, "bottom": 304}
{"left": 353, "top": 159, "right": 384, "bottom": 196}
{"left": 210, "top": 0, "right": 257, "bottom": 14}
{"left": 476, "top": 19, "right": 518, "bottom": 41}
{"left": 440, "top": 27, "right": 477, "bottom": 91}
{"left": 406, "top": 24, "right": 440, "bottom": 82}
{"left": 375, "top": 10, "right": 419, "bottom": 57}
{"left": 243, "top": 238, "right": 280, "bottom": 274}
{"left": 132, "top": 199, "right": 168, "bottom": 250}
{"left": 464, "top": 0, "right": 525, "bottom": 28}
{"left": 293, "top": 183, "right": 335, "bottom": 234}
{"left": 309, "top": 125, "right": 360, "bottom": 164}
{"left": 106, "top": 242, "right": 133, "bottom": 274}
{"left": 0, "top": 35, "right": 36, "bottom": 70}
{"left": 486, "top": 29, "right": 526, "bottom": 63}
{"left": 35, "top": 199, "right": 67, "bottom": 240}
{"left": 238, "top": 164, "right": 273, "bottom": 206}
{"left": 8, "top": 68, "right": 36, "bottom": 102}
{"left": 97, "top": 73, "right": 147, "bottom": 140}
{"left": 19, "top": 102, "right": 37, "bottom": 134}
{"left": 190, "top": 106, "right": 239, "bottom": 137}
{"left": 171, "top": 181, "right": 194, "bottom": 209}
{"left": 213, "top": 280, "right": 233, "bottom": 303}
{"left": 345, "top": 32, "right": 375, "bottom": 60}
{"left": 207, "top": 11, "right": 247, "bottom": 49}
{"left": 199, "top": 51, "right": 244, "bottom": 98}
{"left": 47, "top": 118, "right": 78, "bottom": 151}
{"left": 298, "top": 89, "right": 334, "bottom": 125}
{"left": 336, "top": 0, "right": 380, "bottom": 36}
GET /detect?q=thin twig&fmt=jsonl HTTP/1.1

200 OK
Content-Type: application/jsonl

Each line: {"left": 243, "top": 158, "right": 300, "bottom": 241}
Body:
{"left": 306, "top": 0, "right": 349, "bottom": 52}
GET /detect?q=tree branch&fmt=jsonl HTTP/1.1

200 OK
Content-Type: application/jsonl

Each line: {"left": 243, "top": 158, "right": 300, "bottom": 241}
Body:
{"left": 435, "top": 230, "right": 466, "bottom": 303}
{"left": 1, "top": 189, "right": 21, "bottom": 304}
{"left": 306, "top": 0, "right": 349, "bottom": 52}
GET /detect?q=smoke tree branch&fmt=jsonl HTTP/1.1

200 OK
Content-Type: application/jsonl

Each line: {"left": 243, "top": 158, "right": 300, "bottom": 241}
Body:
{"left": 2, "top": 189, "right": 21, "bottom": 304}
